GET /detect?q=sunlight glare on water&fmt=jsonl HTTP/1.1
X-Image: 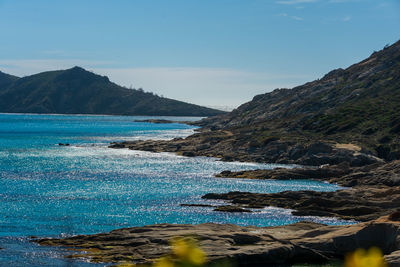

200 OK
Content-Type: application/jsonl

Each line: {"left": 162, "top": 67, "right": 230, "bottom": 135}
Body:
{"left": 0, "top": 113, "right": 349, "bottom": 266}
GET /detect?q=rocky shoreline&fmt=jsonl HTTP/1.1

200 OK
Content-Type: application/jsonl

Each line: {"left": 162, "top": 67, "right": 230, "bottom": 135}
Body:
{"left": 109, "top": 131, "right": 381, "bottom": 166}
{"left": 214, "top": 160, "right": 400, "bottom": 187}
{"left": 36, "top": 215, "right": 400, "bottom": 266}
{"left": 36, "top": 144, "right": 400, "bottom": 266}
{"left": 184, "top": 161, "right": 399, "bottom": 222}
{"left": 201, "top": 186, "right": 400, "bottom": 221}
{"left": 36, "top": 40, "right": 400, "bottom": 265}
{"left": 99, "top": 132, "right": 400, "bottom": 265}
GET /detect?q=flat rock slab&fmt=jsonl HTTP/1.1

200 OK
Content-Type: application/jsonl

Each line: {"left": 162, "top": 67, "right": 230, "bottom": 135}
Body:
{"left": 202, "top": 186, "right": 400, "bottom": 221}
{"left": 37, "top": 216, "right": 400, "bottom": 266}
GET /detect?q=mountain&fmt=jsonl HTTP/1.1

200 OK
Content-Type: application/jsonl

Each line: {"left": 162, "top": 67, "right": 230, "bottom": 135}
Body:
{"left": 0, "top": 71, "right": 19, "bottom": 89}
{"left": 0, "top": 67, "right": 224, "bottom": 116}
{"left": 112, "top": 40, "right": 400, "bottom": 165}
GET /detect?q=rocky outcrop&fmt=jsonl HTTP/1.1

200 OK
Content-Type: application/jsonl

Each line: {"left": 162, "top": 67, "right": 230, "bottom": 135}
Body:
{"left": 201, "top": 186, "right": 400, "bottom": 222}
{"left": 195, "top": 41, "right": 400, "bottom": 161}
{"left": 108, "top": 42, "right": 400, "bottom": 165}
{"left": 386, "top": 250, "right": 400, "bottom": 266}
{"left": 110, "top": 133, "right": 381, "bottom": 166}
{"left": 216, "top": 160, "right": 400, "bottom": 187}
{"left": 36, "top": 216, "right": 400, "bottom": 266}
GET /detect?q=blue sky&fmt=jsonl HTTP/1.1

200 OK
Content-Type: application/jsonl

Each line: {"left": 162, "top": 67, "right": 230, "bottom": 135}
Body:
{"left": 0, "top": 0, "right": 399, "bottom": 109}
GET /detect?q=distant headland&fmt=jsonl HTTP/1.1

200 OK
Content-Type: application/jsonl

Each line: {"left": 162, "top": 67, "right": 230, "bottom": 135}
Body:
{"left": 0, "top": 66, "right": 225, "bottom": 117}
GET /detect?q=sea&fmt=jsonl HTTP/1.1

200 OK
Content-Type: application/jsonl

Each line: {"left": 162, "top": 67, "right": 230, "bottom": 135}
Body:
{"left": 0, "top": 113, "right": 350, "bottom": 266}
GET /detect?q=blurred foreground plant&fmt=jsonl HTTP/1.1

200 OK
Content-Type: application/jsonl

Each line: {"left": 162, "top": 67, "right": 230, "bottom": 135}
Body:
{"left": 117, "top": 237, "right": 207, "bottom": 267}
{"left": 344, "top": 247, "right": 387, "bottom": 267}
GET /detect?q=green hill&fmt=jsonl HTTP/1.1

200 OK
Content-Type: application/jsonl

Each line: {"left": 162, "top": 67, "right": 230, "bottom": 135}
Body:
{"left": 0, "top": 66, "right": 224, "bottom": 117}
{"left": 196, "top": 40, "right": 400, "bottom": 161}
{"left": 116, "top": 40, "right": 400, "bottom": 165}
{"left": 0, "top": 71, "right": 19, "bottom": 89}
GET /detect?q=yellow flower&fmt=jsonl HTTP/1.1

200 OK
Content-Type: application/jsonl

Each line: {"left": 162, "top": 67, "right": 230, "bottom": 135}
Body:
{"left": 171, "top": 237, "right": 191, "bottom": 260}
{"left": 153, "top": 257, "right": 175, "bottom": 267}
{"left": 345, "top": 247, "right": 387, "bottom": 267}
{"left": 187, "top": 247, "right": 206, "bottom": 265}
{"left": 170, "top": 237, "right": 206, "bottom": 266}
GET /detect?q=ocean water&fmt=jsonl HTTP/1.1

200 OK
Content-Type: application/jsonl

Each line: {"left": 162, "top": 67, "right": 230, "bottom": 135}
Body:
{"left": 0, "top": 113, "right": 349, "bottom": 266}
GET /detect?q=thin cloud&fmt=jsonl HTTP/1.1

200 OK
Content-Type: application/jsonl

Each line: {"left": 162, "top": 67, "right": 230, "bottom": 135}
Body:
{"left": 276, "top": 0, "right": 317, "bottom": 5}
{"left": 277, "top": 13, "right": 304, "bottom": 21}
{"left": 291, "top": 16, "right": 304, "bottom": 21}
{"left": 343, "top": 15, "right": 351, "bottom": 22}
{"left": 328, "top": 0, "right": 355, "bottom": 3}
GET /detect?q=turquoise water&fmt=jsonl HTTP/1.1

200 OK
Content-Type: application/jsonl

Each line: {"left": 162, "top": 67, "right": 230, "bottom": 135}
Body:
{"left": 0, "top": 113, "right": 347, "bottom": 266}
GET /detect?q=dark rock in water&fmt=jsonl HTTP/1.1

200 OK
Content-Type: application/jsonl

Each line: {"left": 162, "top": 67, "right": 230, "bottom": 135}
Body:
{"left": 181, "top": 151, "right": 196, "bottom": 157}
{"left": 180, "top": 203, "right": 214, "bottom": 208}
{"left": 109, "top": 142, "right": 126, "bottom": 149}
{"left": 36, "top": 216, "right": 400, "bottom": 266}
{"left": 58, "top": 143, "right": 70, "bottom": 146}
{"left": 214, "top": 205, "right": 252, "bottom": 213}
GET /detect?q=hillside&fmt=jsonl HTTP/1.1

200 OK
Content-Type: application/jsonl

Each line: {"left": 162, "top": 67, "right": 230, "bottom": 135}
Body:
{"left": 0, "top": 67, "right": 224, "bottom": 116}
{"left": 195, "top": 40, "right": 400, "bottom": 160}
{"left": 111, "top": 40, "right": 400, "bottom": 165}
{"left": 0, "top": 71, "right": 19, "bottom": 89}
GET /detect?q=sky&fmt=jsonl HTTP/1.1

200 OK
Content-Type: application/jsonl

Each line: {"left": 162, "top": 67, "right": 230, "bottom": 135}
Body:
{"left": 0, "top": 0, "right": 399, "bottom": 109}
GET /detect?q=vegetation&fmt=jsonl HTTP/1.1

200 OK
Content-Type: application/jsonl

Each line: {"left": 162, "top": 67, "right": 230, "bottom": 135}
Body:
{"left": 116, "top": 237, "right": 387, "bottom": 267}
{"left": 0, "top": 71, "right": 19, "bottom": 89}
{"left": 0, "top": 66, "right": 224, "bottom": 117}
{"left": 199, "top": 40, "right": 400, "bottom": 161}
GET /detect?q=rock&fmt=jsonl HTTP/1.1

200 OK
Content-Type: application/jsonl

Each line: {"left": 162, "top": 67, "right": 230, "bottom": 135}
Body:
{"left": 108, "top": 133, "right": 381, "bottom": 167}
{"left": 306, "top": 142, "right": 333, "bottom": 155}
{"left": 215, "top": 161, "right": 400, "bottom": 188}
{"left": 201, "top": 186, "right": 400, "bottom": 221}
{"left": 181, "top": 151, "right": 196, "bottom": 157}
{"left": 213, "top": 205, "right": 252, "bottom": 213}
{"left": 180, "top": 204, "right": 214, "bottom": 208}
{"left": 331, "top": 222, "right": 398, "bottom": 254}
{"left": 389, "top": 211, "right": 400, "bottom": 221}
{"left": 36, "top": 216, "right": 400, "bottom": 266}
{"left": 109, "top": 142, "right": 126, "bottom": 148}
{"left": 385, "top": 250, "right": 400, "bottom": 267}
